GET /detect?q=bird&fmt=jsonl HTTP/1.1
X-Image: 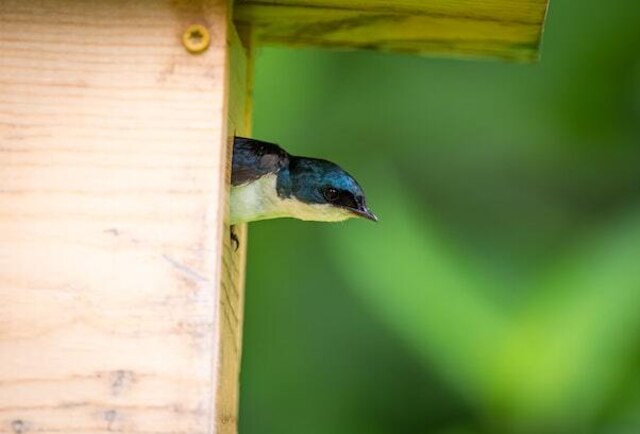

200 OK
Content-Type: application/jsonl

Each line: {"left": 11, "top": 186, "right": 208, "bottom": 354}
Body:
{"left": 230, "top": 137, "right": 377, "bottom": 229}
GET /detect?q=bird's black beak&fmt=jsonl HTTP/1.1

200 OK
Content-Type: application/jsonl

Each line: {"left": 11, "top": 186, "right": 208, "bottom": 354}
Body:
{"left": 352, "top": 206, "right": 378, "bottom": 222}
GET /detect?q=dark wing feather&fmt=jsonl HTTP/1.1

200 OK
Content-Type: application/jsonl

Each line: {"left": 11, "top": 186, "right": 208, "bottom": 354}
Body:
{"left": 232, "top": 137, "right": 289, "bottom": 186}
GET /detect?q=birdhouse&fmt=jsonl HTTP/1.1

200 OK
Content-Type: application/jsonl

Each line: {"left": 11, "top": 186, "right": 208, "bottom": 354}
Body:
{"left": 0, "top": 1, "right": 548, "bottom": 433}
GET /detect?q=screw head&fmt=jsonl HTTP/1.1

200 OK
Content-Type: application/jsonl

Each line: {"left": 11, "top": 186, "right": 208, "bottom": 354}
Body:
{"left": 182, "top": 24, "right": 210, "bottom": 54}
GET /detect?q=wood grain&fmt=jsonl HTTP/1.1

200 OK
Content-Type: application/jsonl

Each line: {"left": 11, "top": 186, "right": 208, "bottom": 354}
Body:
{"left": 0, "top": 0, "right": 250, "bottom": 432}
{"left": 235, "top": 0, "right": 549, "bottom": 61}
{"left": 217, "top": 23, "right": 253, "bottom": 434}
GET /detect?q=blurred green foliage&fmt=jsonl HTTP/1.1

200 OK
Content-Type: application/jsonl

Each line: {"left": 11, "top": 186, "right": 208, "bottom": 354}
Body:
{"left": 239, "top": 0, "right": 640, "bottom": 433}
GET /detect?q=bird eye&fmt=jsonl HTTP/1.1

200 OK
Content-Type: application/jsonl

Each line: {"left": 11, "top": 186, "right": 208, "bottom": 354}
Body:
{"left": 322, "top": 187, "right": 339, "bottom": 202}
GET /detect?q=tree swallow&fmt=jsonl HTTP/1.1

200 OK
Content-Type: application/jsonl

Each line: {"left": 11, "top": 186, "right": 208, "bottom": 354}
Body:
{"left": 230, "top": 137, "right": 377, "bottom": 225}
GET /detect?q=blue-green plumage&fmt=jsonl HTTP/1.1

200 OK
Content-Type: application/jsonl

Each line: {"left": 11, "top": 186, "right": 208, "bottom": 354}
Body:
{"left": 230, "top": 137, "right": 377, "bottom": 224}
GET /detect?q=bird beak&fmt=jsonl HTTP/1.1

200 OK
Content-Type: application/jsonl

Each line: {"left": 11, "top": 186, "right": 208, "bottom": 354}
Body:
{"left": 352, "top": 206, "right": 378, "bottom": 222}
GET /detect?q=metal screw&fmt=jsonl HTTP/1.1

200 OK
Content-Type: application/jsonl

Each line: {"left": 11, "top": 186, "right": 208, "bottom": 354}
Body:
{"left": 182, "top": 24, "right": 210, "bottom": 54}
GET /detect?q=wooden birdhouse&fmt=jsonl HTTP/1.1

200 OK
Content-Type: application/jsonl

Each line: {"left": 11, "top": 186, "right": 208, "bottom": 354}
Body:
{"left": 0, "top": 0, "right": 548, "bottom": 433}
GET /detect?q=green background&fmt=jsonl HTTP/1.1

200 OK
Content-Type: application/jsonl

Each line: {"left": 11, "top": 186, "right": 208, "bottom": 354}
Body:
{"left": 239, "top": 0, "right": 640, "bottom": 432}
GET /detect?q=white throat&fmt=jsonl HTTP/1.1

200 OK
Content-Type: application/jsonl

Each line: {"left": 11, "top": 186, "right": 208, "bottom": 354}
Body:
{"left": 230, "top": 174, "right": 354, "bottom": 224}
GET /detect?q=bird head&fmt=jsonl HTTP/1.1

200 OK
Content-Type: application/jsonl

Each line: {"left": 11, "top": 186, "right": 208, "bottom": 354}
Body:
{"left": 281, "top": 157, "right": 378, "bottom": 223}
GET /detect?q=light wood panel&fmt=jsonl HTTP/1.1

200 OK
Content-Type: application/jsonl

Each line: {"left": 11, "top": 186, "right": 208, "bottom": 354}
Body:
{"left": 235, "top": 0, "right": 549, "bottom": 61}
{"left": 217, "top": 24, "right": 253, "bottom": 434}
{"left": 0, "top": 0, "right": 251, "bottom": 432}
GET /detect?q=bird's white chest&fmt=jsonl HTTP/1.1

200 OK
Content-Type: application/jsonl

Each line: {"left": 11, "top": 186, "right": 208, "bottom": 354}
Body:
{"left": 229, "top": 175, "right": 352, "bottom": 224}
{"left": 230, "top": 175, "right": 280, "bottom": 224}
